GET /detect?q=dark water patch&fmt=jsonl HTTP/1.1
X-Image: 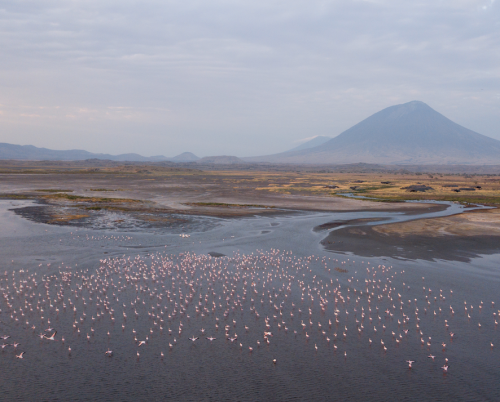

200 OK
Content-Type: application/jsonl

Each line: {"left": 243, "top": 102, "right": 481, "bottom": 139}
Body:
{"left": 314, "top": 217, "right": 389, "bottom": 232}
{"left": 208, "top": 251, "right": 226, "bottom": 257}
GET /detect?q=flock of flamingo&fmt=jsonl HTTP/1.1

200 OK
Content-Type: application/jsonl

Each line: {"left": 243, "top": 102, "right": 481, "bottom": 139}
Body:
{"left": 1, "top": 248, "right": 498, "bottom": 374}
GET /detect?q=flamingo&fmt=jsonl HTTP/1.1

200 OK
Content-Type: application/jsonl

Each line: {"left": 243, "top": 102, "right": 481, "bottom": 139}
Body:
{"left": 44, "top": 331, "right": 57, "bottom": 341}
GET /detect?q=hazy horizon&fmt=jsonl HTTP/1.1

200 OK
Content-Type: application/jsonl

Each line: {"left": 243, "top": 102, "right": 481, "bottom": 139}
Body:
{"left": 1, "top": 0, "right": 499, "bottom": 158}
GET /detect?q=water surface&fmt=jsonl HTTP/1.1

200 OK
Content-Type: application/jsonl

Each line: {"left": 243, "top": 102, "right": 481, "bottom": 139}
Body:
{"left": 0, "top": 200, "right": 499, "bottom": 401}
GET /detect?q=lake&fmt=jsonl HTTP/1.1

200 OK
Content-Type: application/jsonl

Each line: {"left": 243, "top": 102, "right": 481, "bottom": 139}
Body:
{"left": 1, "top": 199, "right": 499, "bottom": 401}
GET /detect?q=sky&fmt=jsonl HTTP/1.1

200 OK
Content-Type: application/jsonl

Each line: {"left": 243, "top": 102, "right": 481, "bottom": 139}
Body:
{"left": 1, "top": 0, "right": 499, "bottom": 158}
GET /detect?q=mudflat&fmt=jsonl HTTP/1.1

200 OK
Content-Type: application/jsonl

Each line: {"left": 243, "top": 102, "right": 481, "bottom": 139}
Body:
{"left": 0, "top": 163, "right": 443, "bottom": 219}
{"left": 1, "top": 161, "right": 499, "bottom": 260}
{"left": 321, "top": 208, "right": 500, "bottom": 261}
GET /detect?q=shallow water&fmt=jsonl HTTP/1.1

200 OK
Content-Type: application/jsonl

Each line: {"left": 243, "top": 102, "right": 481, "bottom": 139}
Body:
{"left": 0, "top": 200, "right": 499, "bottom": 401}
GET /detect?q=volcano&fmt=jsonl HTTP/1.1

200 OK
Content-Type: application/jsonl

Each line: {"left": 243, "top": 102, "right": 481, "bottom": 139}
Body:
{"left": 248, "top": 101, "right": 500, "bottom": 165}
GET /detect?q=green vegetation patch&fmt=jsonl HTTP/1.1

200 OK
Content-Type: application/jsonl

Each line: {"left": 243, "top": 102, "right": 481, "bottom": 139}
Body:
{"left": 348, "top": 185, "right": 395, "bottom": 193}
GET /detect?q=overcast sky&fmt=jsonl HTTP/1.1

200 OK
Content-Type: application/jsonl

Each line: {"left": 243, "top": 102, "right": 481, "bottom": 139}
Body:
{"left": 1, "top": 0, "right": 499, "bottom": 157}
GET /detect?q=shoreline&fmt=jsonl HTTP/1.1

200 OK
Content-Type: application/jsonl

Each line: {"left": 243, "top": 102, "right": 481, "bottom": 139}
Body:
{"left": 321, "top": 207, "right": 500, "bottom": 262}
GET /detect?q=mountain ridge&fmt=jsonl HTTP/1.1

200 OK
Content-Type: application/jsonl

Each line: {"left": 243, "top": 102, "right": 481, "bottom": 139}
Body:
{"left": 0, "top": 143, "right": 198, "bottom": 163}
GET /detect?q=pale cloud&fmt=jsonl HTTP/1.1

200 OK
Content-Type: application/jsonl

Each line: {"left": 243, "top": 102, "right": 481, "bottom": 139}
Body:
{"left": 0, "top": 0, "right": 499, "bottom": 156}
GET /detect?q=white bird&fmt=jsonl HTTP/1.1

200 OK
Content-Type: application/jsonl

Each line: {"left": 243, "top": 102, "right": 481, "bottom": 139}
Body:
{"left": 189, "top": 336, "right": 199, "bottom": 342}
{"left": 105, "top": 350, "right": 113, "bottom": 356}
{"left": 44, "top": 331, "right": 57, "bottom": 341}
{"left": 16, "top": 352, "right": 25, "bottom": 359}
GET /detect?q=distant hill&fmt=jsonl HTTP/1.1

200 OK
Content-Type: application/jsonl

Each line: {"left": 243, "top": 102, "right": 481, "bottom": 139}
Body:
{"left": 197, "top": 155, "right": 244, "bottom": 164}
{"left": 287, "top": 136, "right": 331, "bottom": 152}
{"left": 246, "top": 101, "right": 500, "bottom": 165}
{"left": 0, "top": 143, "right": 199, "bottom": 163}
{"left": 171, "top": 152, "right": 200, "bottom": 162}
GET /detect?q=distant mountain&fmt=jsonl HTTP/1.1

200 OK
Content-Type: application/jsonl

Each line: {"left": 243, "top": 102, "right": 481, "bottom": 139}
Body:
{"left": 246, "top": 101, "right": 500, "bottom": 165}
{"left": 0, "top": 143, "right": 199, "bottom": 163}
{"left": 287, "top": 136, "right": 331, "bottom": 152}
{"left": 171, "top": 152, "right": 200, "bottom": 162}
{"left": 197, "top": 155, "right": 244, "bottom": 164}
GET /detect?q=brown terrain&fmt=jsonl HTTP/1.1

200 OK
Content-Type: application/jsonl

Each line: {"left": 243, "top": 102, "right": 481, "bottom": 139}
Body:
{"left": 373, "top": 208, "right": 500, "bottom": 237}
{"left": 0, "top": 161, "right": 448, "bottom": 220}
{"left": 1, "top": 160, "right": 499, "bottom": 260}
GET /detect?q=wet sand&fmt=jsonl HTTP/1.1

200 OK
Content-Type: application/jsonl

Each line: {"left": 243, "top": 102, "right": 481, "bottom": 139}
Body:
{"left": 373, "top": 207, "right": 500, "bottom": 237}
{"left": 322, "top": 208, "right": 500, "bottom": 262}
